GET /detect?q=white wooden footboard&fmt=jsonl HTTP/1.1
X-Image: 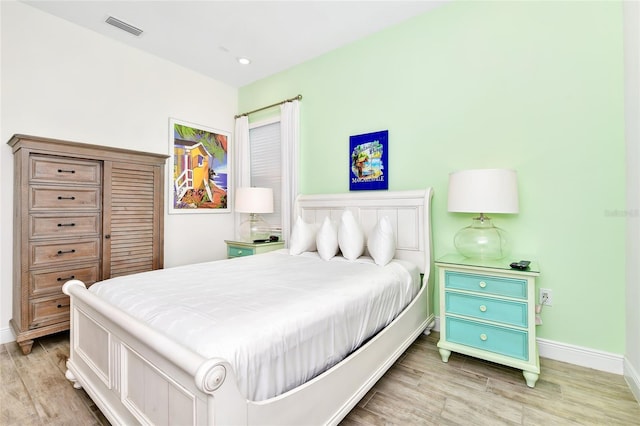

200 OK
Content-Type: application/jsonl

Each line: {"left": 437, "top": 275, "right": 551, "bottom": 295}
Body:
{"left": 64, "top": 279, "right": 248, "bottom": 425}
{"left": 64, "top": 278, "right": 433, "bottom": 426}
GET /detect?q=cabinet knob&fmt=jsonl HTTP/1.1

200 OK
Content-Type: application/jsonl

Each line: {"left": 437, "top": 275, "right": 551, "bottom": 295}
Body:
{"left": 237, "top": 250, "right": 243, "bottom": 254}
{"left": 105, "top": 235, "right": 111, "bottom": 239}
{"left": 479, "top": 305, "right": 487, "bottom": 312}
{"left": 478, "top": 281, "right": 487, "bottom": 288}
{"left": 480, "top": 333, "right": 488, "bottom": 341}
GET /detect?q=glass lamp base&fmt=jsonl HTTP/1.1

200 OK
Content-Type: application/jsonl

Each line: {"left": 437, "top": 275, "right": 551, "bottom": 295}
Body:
{"left": 239, "top": 213, "right": 271, "bottom": 242}
{"left": 454, "top": 217, "right": 511, "bottom": 260}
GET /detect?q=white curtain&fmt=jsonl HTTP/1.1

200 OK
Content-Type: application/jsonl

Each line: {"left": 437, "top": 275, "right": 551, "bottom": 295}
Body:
{"left": 280, "top": 100, "right": 300, "bottom": 247}
{"left": 235, "top": 115, "right": 251, "bottom": 188}
{"left": 234, "top": 115, "right": 250, "bottom": 239}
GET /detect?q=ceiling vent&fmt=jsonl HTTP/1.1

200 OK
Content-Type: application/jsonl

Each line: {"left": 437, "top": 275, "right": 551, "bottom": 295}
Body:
{"left": 105, "top": 16, "right": 143, "bottom": 36}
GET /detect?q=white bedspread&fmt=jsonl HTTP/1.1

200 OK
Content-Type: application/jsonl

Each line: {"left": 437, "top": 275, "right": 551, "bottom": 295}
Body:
{"left": 89, "top": 250, "right": 420, "bottom": 401}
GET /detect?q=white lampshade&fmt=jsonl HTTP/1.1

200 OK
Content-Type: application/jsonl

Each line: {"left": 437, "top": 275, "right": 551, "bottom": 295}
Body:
{"left": 447, "top": 169, "right": 519, "bottom": 260}
{"left": 448, "top": 169, "right": 519, "bottom": 214}
{"left": 235, "top": 187, "right": 274, "bottom": 214}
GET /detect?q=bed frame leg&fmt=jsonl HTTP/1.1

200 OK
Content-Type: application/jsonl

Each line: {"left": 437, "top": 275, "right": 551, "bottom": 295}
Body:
{"left": 65, "top": 365, "right": 83, "bottom": 389}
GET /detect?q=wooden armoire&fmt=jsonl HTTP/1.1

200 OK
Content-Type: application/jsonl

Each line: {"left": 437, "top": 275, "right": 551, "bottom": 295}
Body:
{"left": 8, "top": 134, "right": 168, "bottom": 354}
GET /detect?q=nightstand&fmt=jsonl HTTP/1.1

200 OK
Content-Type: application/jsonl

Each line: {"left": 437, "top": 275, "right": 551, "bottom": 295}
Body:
{"left": 436, "top": 254, "right": 540, "bottom": 387}
{"left": 224, "top": 240, "right": 285, "bottom": 259}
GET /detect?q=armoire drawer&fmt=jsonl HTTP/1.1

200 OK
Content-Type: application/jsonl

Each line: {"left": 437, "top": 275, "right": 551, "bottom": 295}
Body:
{"left": 30, "top": 155, "right": 101, "bottom": 185}
{"left": 28, "top": 295, "right": 70, "bottom": 330}
{"left": 30, "top": 239, "right": 100, "bottom": 267}
{"left": 30, "top": 263, "right": 100, "bottom": 297}
{"left": 30, "top": 186, "right": 101, "bottom": 211}
{"left": 29, "top": 213, "right": 101, "bottom": 239}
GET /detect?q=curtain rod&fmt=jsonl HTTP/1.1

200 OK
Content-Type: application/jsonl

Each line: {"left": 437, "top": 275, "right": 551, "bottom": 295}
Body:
{"left": 234, "top": 94, "right": 302, "bottom": 119}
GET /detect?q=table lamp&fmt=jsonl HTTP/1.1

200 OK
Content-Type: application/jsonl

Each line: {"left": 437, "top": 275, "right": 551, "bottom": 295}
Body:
{"left": 447, "top": 168, "right": 519, "bottom": 260}
{"left": 235, "top": 187, "right": 274, "bottom": 242}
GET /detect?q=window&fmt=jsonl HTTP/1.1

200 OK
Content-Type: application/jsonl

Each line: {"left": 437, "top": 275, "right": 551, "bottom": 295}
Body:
{"left": 249, "top": 120, "right": 281, "bottom": 231}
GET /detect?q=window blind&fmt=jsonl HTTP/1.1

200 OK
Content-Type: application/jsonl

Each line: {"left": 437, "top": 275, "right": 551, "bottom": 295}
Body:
{"left": 249, "top": 121, "right": 281, "bottom": 229}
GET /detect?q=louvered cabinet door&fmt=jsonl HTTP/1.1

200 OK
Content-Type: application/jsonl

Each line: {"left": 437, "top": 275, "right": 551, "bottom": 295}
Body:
{"left": 102, "top": 161, "right": 164, "bottom": 279}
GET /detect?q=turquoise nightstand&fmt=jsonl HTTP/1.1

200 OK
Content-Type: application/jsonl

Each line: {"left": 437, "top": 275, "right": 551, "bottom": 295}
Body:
{"left": 224, "top": 240, "right": 285, "bottom": 259}
{"left": 436, "top": 254, "right": 541, "bottom": 387}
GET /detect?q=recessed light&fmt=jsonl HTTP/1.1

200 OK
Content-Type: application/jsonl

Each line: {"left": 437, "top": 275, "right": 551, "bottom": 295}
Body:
{"left": 237, "top": 57, "right": 251, "bottom": 65}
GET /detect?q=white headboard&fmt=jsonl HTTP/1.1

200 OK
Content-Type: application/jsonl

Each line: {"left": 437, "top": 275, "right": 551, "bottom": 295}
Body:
{"left": 294, "top": 188, "right": 434, "bottom": 278}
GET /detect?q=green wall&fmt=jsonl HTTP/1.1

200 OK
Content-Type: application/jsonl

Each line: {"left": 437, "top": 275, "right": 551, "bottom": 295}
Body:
{"left": 239, "top": 1, "right": 626, "bottom": 354}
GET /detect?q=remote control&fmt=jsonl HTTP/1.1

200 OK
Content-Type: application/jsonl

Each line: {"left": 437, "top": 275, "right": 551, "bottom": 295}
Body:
{"left": 510, "top": 260, "right": 531, "bottom": 270}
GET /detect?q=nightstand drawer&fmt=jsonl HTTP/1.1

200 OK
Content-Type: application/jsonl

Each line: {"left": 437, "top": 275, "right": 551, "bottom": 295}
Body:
{"left": 445, "top": 271, "right": 527, "bottom": 299}
{"left": 227, "top": 246, "right": 255, "bottom": 258}
{"left": 445, "top": 292, "right": 528, "bottom": 327}
{"left": 445, "top": 317, "right": 529, "bottom": 361}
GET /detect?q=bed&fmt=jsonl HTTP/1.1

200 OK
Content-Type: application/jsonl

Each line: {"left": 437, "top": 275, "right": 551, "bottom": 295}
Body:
{"left": 63, "top": 188, "right": 434, "bottom": 425}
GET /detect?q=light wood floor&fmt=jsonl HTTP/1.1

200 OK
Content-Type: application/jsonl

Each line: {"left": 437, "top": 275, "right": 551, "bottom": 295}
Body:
{"left": 1, "top": 330, "right": 638, "bottom": 425}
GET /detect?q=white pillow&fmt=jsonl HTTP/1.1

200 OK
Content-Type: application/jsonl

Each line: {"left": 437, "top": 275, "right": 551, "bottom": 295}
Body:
{"left": 367, "top": 216, "right": 396, "bottom": 266}
{"left": 289, "top": 216, "right": 317, "bottom": 255}
{"left": 338, "top": 210, "right": 365, "bottom": 261}
{"left": 316, "top": 217, "right": 339, "bottom": 260}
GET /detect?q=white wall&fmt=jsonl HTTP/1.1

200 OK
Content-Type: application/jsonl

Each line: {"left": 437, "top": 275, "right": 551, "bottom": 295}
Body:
{"left": 624, "top": 0, "right": 640, "bottom": 402}
{"left": 0, "top": 1, "right": 237, "bottom": 343}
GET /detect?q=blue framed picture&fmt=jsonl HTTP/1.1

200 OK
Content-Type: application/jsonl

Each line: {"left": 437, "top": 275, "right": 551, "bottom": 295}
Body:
{"left": 349, "top": 130, "right": 388, "bottom": 191}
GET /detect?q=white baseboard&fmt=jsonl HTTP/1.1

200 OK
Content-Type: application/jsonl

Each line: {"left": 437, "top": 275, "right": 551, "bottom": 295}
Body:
{"left": 624, "top": 357, "right": 640, "bottom": 403}
{"left": 0, "top": 326, "right": 15, "bottom": 345}
{"left": 536, "top": 337, "right": 624, "bottom": 375}
{"left": 434, "top": 316, "right": 627, "bottom": 376}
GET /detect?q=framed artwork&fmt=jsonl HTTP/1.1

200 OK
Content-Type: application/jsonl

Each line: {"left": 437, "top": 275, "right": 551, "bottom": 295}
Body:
{"left": 349, "top": 130, "right": 388, "bottom": 191}
{"left": 169, "top": 118, "right": 230, "bottom": 213}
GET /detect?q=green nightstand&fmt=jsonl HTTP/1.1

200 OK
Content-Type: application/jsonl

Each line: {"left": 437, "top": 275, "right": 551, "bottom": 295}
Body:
{"left": 436, "top": 254, "right": 541, "bottom": 387}
{"left": 224, "top": 240, "right": 285, "bottom": 259}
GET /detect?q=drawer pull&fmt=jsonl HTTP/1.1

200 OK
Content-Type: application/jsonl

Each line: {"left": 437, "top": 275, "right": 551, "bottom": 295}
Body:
{"left": 57, "top": 275, "right": 76, "bottom": 282}
{"left": 479, "top": 281, "right": 487, "bottom": 288}
{"left": 57, "top": 223, "right": 76, "bottom": 227}
{"left": 57, "top": 169, "right": 76, "bottom": 174}
{"left": 480, "top": 333, "right": 488, "bottom": 341}
{"left": 237, "top": 250, "right": 243, "bottom": 254}
{"left": 57, "top": 249, "right": 76, "bottom": 255}
{"left": 57, "top": 303, "right": 70, "bottom": 309}
{"left": 57, "top": 196, "right": 76, "bottom": 200}
{"left": 479, "top": 305, "right": 487, "bottom": 312}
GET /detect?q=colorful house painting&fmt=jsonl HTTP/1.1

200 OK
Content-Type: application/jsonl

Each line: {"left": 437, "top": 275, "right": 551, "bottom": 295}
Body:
{"left": 170, "top": 120, "right": 229, "bottom": 211}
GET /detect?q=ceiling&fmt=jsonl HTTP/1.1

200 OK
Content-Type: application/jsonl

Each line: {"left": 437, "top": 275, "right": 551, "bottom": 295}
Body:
{"left": 22, "top": 1, "right": 444, "bottom": 88}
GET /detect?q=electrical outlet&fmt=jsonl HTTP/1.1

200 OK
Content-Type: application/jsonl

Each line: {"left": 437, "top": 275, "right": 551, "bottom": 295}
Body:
{"left": 539, "top": 288, "right": 553, "bottom": 306}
